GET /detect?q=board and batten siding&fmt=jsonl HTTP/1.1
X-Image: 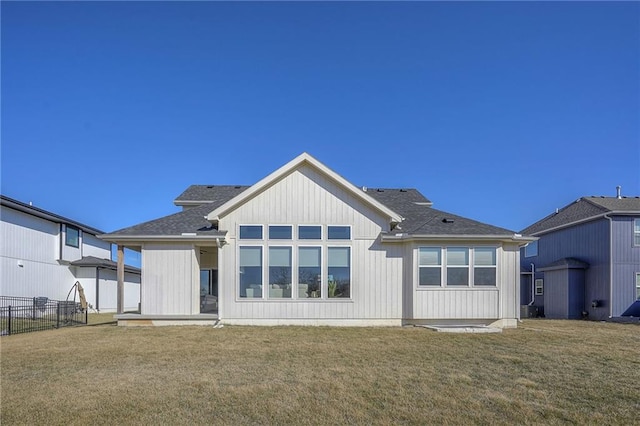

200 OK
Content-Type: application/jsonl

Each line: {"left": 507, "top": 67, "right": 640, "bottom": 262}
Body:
{"left": 611, "top": 216, "right": 640, "bottom": 316}
{"left": 217, "top": 164, "right": 404, "bottom": 325}
{"left": 411, "top": 243, "right": 520, "bottom": 321}
{"left": 141, "top": 243, "right": 199, "bottom": 315}
{"left": 73, "top": 267, "right": 140, "bottom": 312}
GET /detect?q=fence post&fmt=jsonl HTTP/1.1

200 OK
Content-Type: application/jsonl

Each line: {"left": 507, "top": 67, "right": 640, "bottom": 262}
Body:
{"left": 8, "top": 305, "right": 12, "bottom": 336}
{"left": 85, "top": 309, "right": 88, "bottom": 325}
{"left": 56, "top": 303, "right": 60, "bottom": 329}
{"left": 33, "top": 297, "right": 36, "bottom": 319}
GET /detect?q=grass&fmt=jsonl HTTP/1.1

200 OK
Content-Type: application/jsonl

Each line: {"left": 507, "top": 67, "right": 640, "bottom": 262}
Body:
{"left": 1, "top": 320, "right": 639, "bottom": 425}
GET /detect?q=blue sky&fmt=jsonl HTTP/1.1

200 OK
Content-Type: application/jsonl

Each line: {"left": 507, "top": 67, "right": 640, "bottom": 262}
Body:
{"left": 2, "top": 1, "right": 639, "bottom": 239}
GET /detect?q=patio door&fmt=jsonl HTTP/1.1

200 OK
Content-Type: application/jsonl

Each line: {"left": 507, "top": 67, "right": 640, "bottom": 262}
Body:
{"left": 200, "top": 269, "right": 218, "bottom": 313}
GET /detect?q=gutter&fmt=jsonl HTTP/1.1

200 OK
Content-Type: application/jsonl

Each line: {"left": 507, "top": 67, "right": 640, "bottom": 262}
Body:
{"left": 98, "top": 234, "right": 227, "bottom": 244}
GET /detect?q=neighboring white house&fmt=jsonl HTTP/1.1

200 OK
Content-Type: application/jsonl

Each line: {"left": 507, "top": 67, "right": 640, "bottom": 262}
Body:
{"left": 0, "top": 195, "right": 140, "bottom": 312}
{"left": 101, "top": 153, "right": 533, "bottom": 327}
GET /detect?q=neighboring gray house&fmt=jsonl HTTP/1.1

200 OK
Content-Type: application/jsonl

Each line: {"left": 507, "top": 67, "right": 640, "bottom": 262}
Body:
{"left": 101, "top": 153, "right": 532, "bottom": 327}
{"left": 0, "top": 195, "right": 141, "bottom": 312}
{"left": 520, "top": 191, "right": 640, "bottom": 320}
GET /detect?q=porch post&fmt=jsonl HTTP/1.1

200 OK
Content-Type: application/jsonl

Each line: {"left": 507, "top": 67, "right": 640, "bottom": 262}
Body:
{"left": 117, "top": 244, "right": 125, "bottom": 314}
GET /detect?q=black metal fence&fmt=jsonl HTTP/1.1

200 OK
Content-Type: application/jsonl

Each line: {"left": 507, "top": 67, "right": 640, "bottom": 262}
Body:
{"left": 0, "top": 296, "right": 88, "bottom": 336}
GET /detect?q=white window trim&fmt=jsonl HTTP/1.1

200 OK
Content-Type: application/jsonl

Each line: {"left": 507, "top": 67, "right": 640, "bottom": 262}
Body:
{"left": 535, "top": 279, "right": 544, "bottom": 296}
{"left": 416, "top": 246, "right": 499, "bottom": 290}
{"left": 327, "top": 245, "right": 352, "bottom": 299}
{"left": 237, "top": 244, "right": 264, "bottom": 300}
{"left": 268, "top": 224, "right": 293, "bottom": 241}
{"left": 238, "top": 224, "right": 264, "bottom": 241}
{"left": 635, "top": 273, "right": 640, "bottom": 300}
{"left": 327, "top": 224, "right": 352, "bottom": 241}
{"left": 418, "top": 247, "right": 443, "bottom": 287}
{"left": 634, "top": 219, "right": 640, "bottom": 247}
{"left": 297, "top": 224, "right": 323, "bottom": 241}
{"left": 267, "top": 245, "right": 293, "bottom": 300}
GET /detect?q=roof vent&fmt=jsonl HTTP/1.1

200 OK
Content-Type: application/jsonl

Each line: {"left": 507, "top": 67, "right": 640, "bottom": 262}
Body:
{"left": 206, "top": 185, "right": 214, "bottom": 188}
{"left": 362, "top": 186, "right": 367, "bottom": 192}
{"left": 399, "top": 189, "right": 407, "bottom": 192}
{"left": 377, "top": 189, "right": 384, "bottom": 192}
{"left": 234, "top": 185, "right": 242, "bottom": 189}
{"left": 616, "top": 185, "right": 622, "bottom": 199}
{"left": 442, "top": 218, "right": 454, "bottom": 223}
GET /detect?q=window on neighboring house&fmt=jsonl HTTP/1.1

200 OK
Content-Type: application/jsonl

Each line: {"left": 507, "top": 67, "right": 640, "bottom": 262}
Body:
{"left": 446, "top": 247, "right": 469, "bottom": 286}
{"left": 474, "top": 248, "right": 497, "bottom": 286}
{"left": 328, "top": 247, "right": 350, "bottom": 298}
{"left": 239, "top": 225, "right": 263, "bottom": 240}
{"left": 299, "top": 247, "right": 321, "bottom": 298}
{"left": 298, "top": 225, "right": 321, "bottom": 240}
{"left": 535, "top": 279, "right": 544, "bottom": 296}
{"left": 419, "top": 247, "right": 442, "bottom": 286}
{"left": 269, "top": 247, "right": 292, "bottom": 298}
{"left": 524, "top": 240, "right": 538, "bottom": 257}
{"left": 634, "top": 219, "right": 640, "bottom": 246}
{"left": 65, "top": 225, "right": 80, "bottom": 248}
{"left": 269, "top": 225, "right": 292, "bottom": 240}
{"left": 239, "top": 247, "right": 262, "bottom": 298}
{"left": 636, "top": 273, "right": 640, "bottom": 300}
{"left": 328, "top": 226, "right": 351, "bottom": 240}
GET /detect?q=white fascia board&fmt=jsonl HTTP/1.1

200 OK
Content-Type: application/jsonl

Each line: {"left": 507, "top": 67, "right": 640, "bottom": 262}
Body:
{"left": 174, "top": 200, "right": 213, "bottom": 206}
{"left": 206, "top": 152, "right": 403, "bottom": 223}
{"left": 98, "top": 234, "right": 225, "bottom": 246}
{"left": 381, "top": 234, "right": 537, "bottom": 245}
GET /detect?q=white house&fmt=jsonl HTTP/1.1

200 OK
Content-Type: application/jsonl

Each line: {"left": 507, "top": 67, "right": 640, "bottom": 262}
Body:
{"left": 101, "top": 153, "right": 533, "bottom": 327}
{"left": 0, "top": 195, "right": 140, "bottom": 312}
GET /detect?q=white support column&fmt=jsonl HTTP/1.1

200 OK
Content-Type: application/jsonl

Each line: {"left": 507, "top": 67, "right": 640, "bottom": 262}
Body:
{"left": 117, "top": 245, "right": 125, "bottom": 314}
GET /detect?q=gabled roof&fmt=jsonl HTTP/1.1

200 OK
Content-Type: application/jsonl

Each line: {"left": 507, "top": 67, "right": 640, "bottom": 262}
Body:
{"left": 366, "top": 188, "right": 518, "bottom": 237}
{"left": 1, "top": 194, "right": 104, "bottom": 235}
{"left": 70, "top": 256, "right": 141, "bottom": 274}
{"left": 174, "top": 185, "right": 249, "bottom": 206}
{"left": 522, "top": 196, "right": 640, "bottom": 236}
{"left": 538, "top": 257, "right": 589, "bottom": 272}
{"left": 206, "top": 153, "right": 403, "bottom": 224}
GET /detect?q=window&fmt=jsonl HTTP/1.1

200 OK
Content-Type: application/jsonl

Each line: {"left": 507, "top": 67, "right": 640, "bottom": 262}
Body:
{"left": 328, "top": 226, "right": 351, "bottom": 240}
{"left": 239, "top": 225, "right": 262, "bottom": 240}
{"left": 535, "top": 279, "right": 544, "bottom": 296}
{"left": 634, "top": 220, "right": 640, "bottom": 246}
{"left": 298, "top": 225, "right": 321, "bottom": 240}
{"left": 446, "top": 248, "right": 469, "bottom": 286}
{"left": 419, "top": 247, "right": 441, "bottom": 286}
{"left": 269, "top": 247, "right": 292, "bottom": 298}
{"left": 328, "top": 247, "right": 350, "bottom": 298}
{"left": 299, "top": 247, "right": 321, "bottom": 298}
{"left": 269, "top": 225, "right": 292, "bottom": 240}
{"left": 636, "top": 273, "right": 640, "bottom": 300}
{"left": 474, "top": 248, "right": 496, "bottom": 286}
{"left": 65, "top": 225, "right": 80, "bottom": 248}
{"left": 239, "top": 247, "right": 262, "bottom": 298}
{"left": 524, "top": 240, "right": 538, "bottom": 257}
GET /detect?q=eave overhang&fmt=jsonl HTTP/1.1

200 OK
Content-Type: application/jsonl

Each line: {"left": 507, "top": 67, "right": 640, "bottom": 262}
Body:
{"left": 527, "top": 211, "right": 640, "bottom": 236}
{"left": 380, "top": 233, "right": 537, "bottom": 245}
{"left": 98, "top": 234, "right": 227, "bottom": 247}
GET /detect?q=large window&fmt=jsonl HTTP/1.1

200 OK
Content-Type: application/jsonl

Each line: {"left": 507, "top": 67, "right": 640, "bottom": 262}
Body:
{"left": 446, "top": 248, "right": 469, "bottom": 286}
{"left": 238, "top": 225, "right": 351, "bottom": 300}
{"left": 418, "top": 247, "right": 498, "bottom": 287}
{"left": 474, "top": 248, "right": 497, "bottom": 286}
{"left": 65, "top": 225, "right": 80, "bottom": 248}
{"left": 269, "top": 247, "right": 292, "bottom": 298}
{"left": 419, "top": 247, "right": 441, "bottom": 286}
{"left": 328, "top": 247, "right": 350, "bottom": 298}
{"left": 239, "top": 247, "right": 262, "bottom": 298}
{"left": 634, "top": 220, "right": 640, "bottom": 246}
{"left": 299, "top": 247, "right": 321, "bottom": 298}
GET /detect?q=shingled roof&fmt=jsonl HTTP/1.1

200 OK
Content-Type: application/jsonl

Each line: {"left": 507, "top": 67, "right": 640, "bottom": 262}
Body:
{"left": 522, "top": 196, "right": 640, "bottom": 235}
{"left": 366, "top": 188, "right": 515, "bottom": 236}
{"left": 103, "top": 186, "right": 516, "bottom": 238}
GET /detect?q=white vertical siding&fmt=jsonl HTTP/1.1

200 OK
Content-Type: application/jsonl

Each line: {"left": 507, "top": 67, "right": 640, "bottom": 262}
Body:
{"left": 82, "top": 233, "right": 112, "bottom": 259}
{"left": 218, "top": 164, "right": 403, "bottom": 322}
{"left": 499, "top": 243, "right": 520, "bottom": 319}
{"left": 73, "top": 267, "right": 140, "bottom": 312}
{"left": 141, "top": 243, "right": 199, "bottom": 315}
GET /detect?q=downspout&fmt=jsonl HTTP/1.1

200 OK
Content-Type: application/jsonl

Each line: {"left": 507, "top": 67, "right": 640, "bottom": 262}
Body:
{"left": 604, "top": 214, "right": 613, "bottom": 318}
{"left": 528, "top": 263, "right": 536, "bottom": 305}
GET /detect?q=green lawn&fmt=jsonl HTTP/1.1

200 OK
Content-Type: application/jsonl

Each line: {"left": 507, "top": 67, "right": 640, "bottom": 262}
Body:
{"left": 1, "top": 320, "right": 638, "bottom": 425}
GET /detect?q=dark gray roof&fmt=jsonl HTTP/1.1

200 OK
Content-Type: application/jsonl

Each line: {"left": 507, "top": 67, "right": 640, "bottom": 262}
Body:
{"left": 522, "top": 196, "right": 640, "bottom": 235}
{"left": 1, "top": 195, "right": 104, "bottom": 235}
{"left": 366, "top": 188, "right": 515, "bottom": 235}
{"left": 102, "top": 203, "right": 225, "bottom": 237}
{"left": 174, "top": 185, "right": 249, "bottom": 204}
{"left": 105, "top": 186, "right": 515, "bottom": 238}
{"left": 70, "top": 256, "right": 140, "bottom": 274}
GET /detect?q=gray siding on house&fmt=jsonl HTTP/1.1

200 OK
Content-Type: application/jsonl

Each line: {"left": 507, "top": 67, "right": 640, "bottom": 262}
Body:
{"left": 611, "top": 216, "right": 640, "bottom": 316}
{"left": 520, "top": 218, "right": 611, "bottom": 320}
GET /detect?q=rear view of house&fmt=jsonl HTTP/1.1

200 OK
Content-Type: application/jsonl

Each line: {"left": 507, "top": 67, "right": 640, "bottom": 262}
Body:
{"left": 520, "top": 190, "right": 640, "bottom": 320}
{"left": 101, "top": 153, "right": 532, "bottom": 327}
{"left": 0, "top": 195, "right": 140, "bottom": 312}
